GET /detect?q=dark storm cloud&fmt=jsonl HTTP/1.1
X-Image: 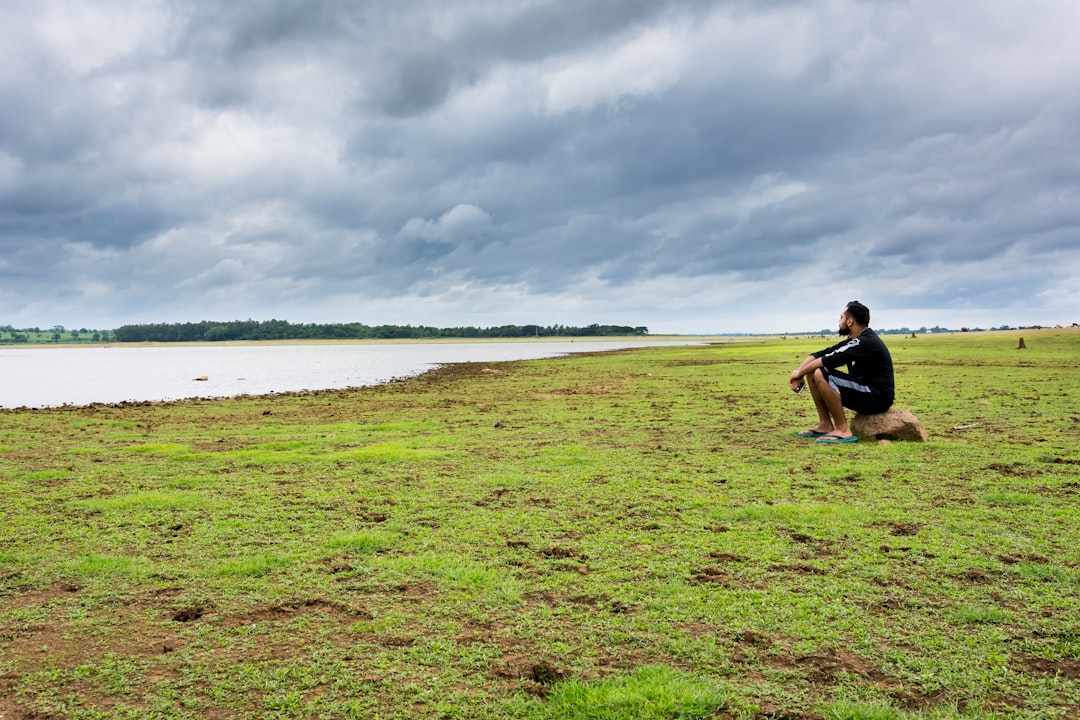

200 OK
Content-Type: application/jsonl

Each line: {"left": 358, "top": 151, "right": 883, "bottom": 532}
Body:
{"left": 1, "top": 0, "right": 1078, "bottom": 331}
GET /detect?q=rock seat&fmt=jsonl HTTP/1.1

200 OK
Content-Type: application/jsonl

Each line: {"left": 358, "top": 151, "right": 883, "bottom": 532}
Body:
{"left": 851, "top": 407, "right": 928, "bottom": 442}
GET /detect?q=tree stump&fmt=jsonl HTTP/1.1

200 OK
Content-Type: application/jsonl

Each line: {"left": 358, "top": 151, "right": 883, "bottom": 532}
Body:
{"left": 1018, "top": 337, "right": 1026, "bottom": 349}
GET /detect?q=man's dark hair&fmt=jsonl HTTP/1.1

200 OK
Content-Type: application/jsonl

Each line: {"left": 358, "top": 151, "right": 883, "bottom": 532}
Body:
{"left": 845, "top": 300, "right": 870, "bottom": 326}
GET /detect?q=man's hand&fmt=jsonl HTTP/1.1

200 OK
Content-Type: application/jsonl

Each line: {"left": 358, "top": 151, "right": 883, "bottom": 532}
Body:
{"left": 790, "top": 355, "right": 822, "bottom": 392}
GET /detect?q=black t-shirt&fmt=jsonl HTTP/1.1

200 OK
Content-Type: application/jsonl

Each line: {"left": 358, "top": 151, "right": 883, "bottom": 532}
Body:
{"left": 812, "top": 328, "right": 894, "bottom": 398}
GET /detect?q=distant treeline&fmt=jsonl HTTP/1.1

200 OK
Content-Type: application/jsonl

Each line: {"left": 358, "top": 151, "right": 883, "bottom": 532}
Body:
{"left": 0, "top": 325, "right": 113, "bottom": 344}
{"left": 112, "top": 320, "right": 649, "bottom": 343}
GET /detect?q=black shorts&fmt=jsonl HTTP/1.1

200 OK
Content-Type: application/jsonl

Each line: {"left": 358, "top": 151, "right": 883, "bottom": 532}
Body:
{"left": 821, "top": 367, "right": 893, "bottom": 415}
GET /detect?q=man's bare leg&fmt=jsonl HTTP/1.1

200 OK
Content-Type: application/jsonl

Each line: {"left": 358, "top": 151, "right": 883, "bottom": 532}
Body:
{"left": 802, "top": 370, "right": 834, "bottom": 434}
{"left": 807, "top": 369, "right": 852, "bottom": 438}
{"left": 804, "top": 389, "right": 833, "bottom": 433}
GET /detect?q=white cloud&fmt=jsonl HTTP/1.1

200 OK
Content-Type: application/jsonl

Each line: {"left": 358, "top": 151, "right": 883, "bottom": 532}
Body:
{"left": 178, "top": 258, "right": 249, "bottom": 290}
{"left": 398, "top": 204, "right": 493, "bottom": 241}
{"left": 542, "top": 23, "right": 687, "bottom": 114}
{"left": 33, "top": 1, "right": 173, "bottom": 74}
{"left": 738, "top": 173, "right": 812, "bottom": 217}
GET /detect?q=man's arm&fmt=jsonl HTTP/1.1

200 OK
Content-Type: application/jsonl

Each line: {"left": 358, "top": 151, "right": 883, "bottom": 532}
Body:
{"left": 789, "top": 354, "right": 824, "bottom": 392}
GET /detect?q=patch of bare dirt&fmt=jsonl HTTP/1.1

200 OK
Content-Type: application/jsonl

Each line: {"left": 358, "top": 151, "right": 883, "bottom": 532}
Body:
{"left": 1018, "top": 655, "right": 1080, "bottom": 679}
{"left": 377, "top": 635, "right": 416, "bottom": 647}
{"left": 372, "top": 580, "right": 439, "bottom": 600}
{"left": 1036, "top": 483, "right": 1080, "bottom": 497}
{"left": 0, "top": 581, "right": 82, "bottom": 612}
{"left": 869, "top": 595, "right": 919, "bottom": 611}
{"left": 997, "top": 552, "right": 1050, "bottom": 565}
{"left": 536, "top": 545, "right": 583, "bottom": 560}
{"left": 953, "top": 568, "right": 1000, "bottom": 584}
{"left": 770, "top": 562, "right": 828, "bottom": 575}
{"left": 193, "top": 439, "right": 254, "bottom": 452}
{"left": 567, "top": 593, "right": 634, "bottom": 614}
{"left": 492, "top": 654, "right": 572, "bottom": 696}
{"left": 222, "top": 598, "right": 373, "bottom": 626}
{"left": 534, "top": 382, "right": 629, "bottom": 398}
{"left": 170, "top": 606, "right": 204, "bottom": 622}
{"left": 752, "top": 704, "right": 822, "bottom": 720}
{"left": 987, "top": 462, "right": 1039, "bottom": 477}
{"left": 891, "top": 686, "right": 966, "bottom": 712}
{"left": 689, "top": 566, "right": 731, "bottom": 585}
{"left": 763, "top": 646, "right": 888, "bottom": 684}
{"left": 735, "top": 629, "right": 772, "bottom": 647}
{"left": 663, "top": 357, "right": 733, "bottom": 366}
{"left": 889, "top": 521, "right": 922, "bottom": 536}
{"left": 785, "top": 530, "right": 835, "bottom": 557}
{"left": 0, "top": 586, "right": 188, "bottom": 698}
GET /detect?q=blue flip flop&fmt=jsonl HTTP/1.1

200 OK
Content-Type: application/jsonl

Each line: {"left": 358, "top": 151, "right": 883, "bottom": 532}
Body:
{"left": 797, "top": 430, "right": 829, "bottom": 438}
{"left": 816, "top": 433, "right": 858, "bottom": 444}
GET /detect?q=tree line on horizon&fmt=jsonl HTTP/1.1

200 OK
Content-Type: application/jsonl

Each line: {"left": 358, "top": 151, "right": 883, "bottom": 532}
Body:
{"left": 0, "top": 325, "right": 114, "bottom": 344}
{"left": 110, "top": 320, "right": 650, "bottom": 343}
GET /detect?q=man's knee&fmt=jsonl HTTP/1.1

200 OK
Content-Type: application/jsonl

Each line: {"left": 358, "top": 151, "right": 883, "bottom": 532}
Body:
{"left": 811, "top": 369, "right": 838, "bottom": 394}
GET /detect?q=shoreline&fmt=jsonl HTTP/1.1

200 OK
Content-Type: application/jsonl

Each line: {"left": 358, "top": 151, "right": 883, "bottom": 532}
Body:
{"left": 0, "top": 338, "right": 721, "bottom": 411}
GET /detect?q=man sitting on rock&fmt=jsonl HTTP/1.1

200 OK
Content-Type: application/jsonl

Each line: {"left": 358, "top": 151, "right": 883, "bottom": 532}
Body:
{"left": 789, "top": 301, "right": 894, "bottom": 444}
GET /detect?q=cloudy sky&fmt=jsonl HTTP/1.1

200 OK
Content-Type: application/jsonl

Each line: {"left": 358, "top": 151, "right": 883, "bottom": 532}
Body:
{"left": 2, "top": 0, "right": 1078, "bottom": 334}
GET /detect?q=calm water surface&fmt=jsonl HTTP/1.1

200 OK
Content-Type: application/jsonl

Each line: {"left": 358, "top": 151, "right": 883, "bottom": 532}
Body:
{"left": 0, "top": 341, "right": 699, "bottom": 408}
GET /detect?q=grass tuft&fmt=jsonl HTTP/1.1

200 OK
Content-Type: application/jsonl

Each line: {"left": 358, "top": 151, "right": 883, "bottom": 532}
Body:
{"left": 819, "top": 698, "right": 903, "bottom": 720}
{"left": 62, "top": 554, "right": 154, "bottom": 580}
{"left": 509, "top": 665, "right": 729, "bottom": 719}
{"left": 949, "top": 605, "right": 1011, "bottom": 624}
{"left": 326, "top": 530, "right": 399, "bottom": 554}
{"left": 208, "top": 554, "right": 291, "bottom": 578}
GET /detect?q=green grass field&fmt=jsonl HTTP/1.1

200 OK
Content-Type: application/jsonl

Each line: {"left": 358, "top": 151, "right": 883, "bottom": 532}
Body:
{"left": 1, "top": 330, "right": 1077, "bottom": 719}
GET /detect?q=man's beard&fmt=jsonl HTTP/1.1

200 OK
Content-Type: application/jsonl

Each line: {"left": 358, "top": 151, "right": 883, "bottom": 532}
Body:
{"left": 839, "top": 325, "right": 851, "bottom": 336}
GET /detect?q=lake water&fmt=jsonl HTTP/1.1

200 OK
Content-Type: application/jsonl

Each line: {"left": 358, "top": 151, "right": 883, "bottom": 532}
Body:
{"left": 0, "top": 340, "right": 701, "bottom": 409}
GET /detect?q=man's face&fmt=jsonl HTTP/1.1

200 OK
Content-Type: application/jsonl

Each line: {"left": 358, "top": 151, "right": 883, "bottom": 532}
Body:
{"left": 838, "top": 312, "right": 852, "bottom": 336}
